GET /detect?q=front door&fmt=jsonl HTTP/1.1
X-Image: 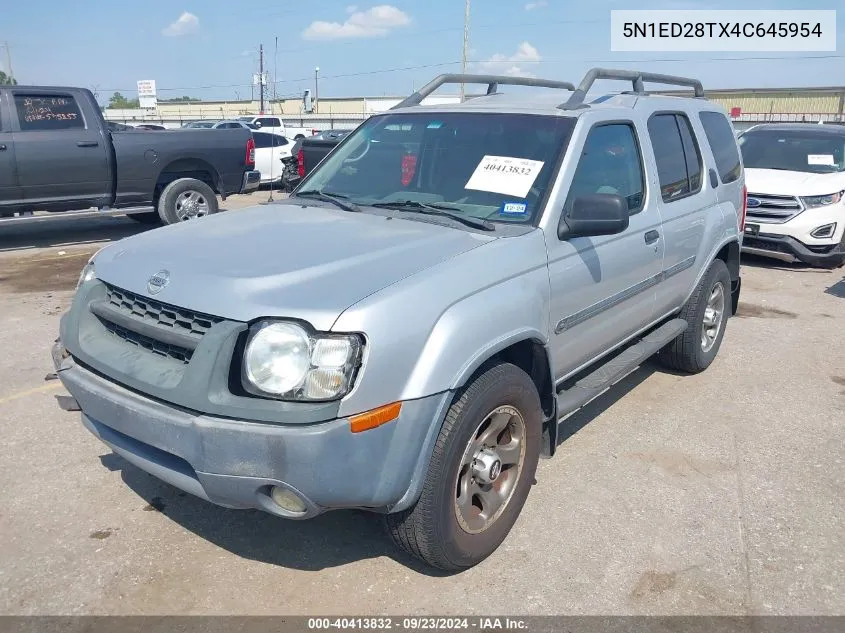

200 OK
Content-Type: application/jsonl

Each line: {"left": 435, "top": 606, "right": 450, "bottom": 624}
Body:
{"left": 545, "top": 120, "right": 664, "bottom": 381}
{"left": 10, "top": 89, "right": 111, "bottom": 208}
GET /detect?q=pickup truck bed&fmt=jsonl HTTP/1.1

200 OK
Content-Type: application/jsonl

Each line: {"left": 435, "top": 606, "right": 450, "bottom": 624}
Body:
{"left": 0, "top": 86, "right": 260, "bottom": 225}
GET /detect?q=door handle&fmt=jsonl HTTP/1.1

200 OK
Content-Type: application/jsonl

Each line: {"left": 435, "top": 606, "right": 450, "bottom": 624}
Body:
{"left": 644, "top": 230, "right": 660, "bottom": 244}
{"left": 77, "top": 141, "right": 99, "bottom": 147}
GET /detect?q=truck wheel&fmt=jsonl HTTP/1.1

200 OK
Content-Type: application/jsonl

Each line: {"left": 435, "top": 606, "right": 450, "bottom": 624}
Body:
{"left": 127, "top": 211, "right": 161, "bottom": 225}
{"left": 157, "top": 178, "right": 219, "bottom": 225}
{"left": 658, "top": 258, "right": 731, "bottom": 374}
{"left": 385, "top": 363, "right": 542, "bottom": 571}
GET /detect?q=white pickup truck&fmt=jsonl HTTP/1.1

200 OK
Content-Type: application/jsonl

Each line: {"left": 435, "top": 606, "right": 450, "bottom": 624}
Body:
{"left": 236, "top": 116, "right": 319, "bottom": 141}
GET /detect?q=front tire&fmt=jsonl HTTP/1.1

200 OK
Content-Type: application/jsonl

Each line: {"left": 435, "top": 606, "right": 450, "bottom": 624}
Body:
{"left": 385, "top": 363, "right": 542, "bottom": 571}
{"left": 658, "top": 258, "right": 731, "bottom": 373}
{"left": 156, "top": 178, "right": 219, "bottom": 225}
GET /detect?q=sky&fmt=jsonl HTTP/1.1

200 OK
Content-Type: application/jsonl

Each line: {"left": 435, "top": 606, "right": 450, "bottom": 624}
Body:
{"left": 1, "top": 0, "right": 843, "bottom": 103}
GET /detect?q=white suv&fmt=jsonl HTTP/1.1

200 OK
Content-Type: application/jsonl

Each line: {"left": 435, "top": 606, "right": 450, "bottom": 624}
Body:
{"left": 739, "top": 123, "right": 845, "bottom": 268}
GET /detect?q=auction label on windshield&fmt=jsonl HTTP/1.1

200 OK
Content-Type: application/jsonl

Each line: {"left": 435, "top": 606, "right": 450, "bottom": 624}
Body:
{"left": 465, "top": 156, "right": 545, "bottom": 198}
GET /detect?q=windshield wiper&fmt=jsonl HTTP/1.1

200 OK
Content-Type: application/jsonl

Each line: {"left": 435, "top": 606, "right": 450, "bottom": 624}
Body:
{"left": 295, "top": 190, "right": 361, "bottom": 212}
{"left": 369, "top": 200, "right": 495, "bottom": 231}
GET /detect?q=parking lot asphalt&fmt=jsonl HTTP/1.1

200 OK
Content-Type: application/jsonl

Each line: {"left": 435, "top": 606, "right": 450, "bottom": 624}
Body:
{"left": 0, "top": 200, "right": 842, "bottom": 616}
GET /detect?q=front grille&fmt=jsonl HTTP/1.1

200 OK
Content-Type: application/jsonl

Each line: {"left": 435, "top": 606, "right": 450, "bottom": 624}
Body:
{"left": 743, "top": 235, "right": 792, "bottom": 255}
{"left": 99, "top": 283, "right": 223, "bottom": 363}
{"left": 101, "top": 319, "right": 194, "bottom": 363}
{"left": 105, "top": 284, "right": 222, "bottom": 336}
{"left": 746, "top": 193, "right": 803, "bottom": 224}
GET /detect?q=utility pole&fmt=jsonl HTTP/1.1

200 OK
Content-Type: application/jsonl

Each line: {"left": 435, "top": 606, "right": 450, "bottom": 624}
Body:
{"left": 460, "top": 0, "right": 470, "bottom": 102}
{"left": 268, "top": 36, "right": 279, "bottom": 203}
{"left": 259, "top": 44, "right": 265, "bottom": 114}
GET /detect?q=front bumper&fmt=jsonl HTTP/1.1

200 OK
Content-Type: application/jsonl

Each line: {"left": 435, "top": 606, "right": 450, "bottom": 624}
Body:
{"left": 742, "top": 232, "right": 845, "bottom": 268}
{"left": 240, "top": 170, "right": 261, "bottom": 194}
{"left": 53, "top": 341, "right": 452, "bottom": 519}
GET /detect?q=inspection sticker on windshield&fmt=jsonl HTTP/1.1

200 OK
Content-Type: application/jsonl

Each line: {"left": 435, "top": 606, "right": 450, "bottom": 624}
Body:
{"left": 500, "top": 202, "right": 528, "bottom": 215}
{"left": 465, "top": 155, "right": 545, "bottom": 198}
{"left": 808, "top": 154, "right": 835, "bottom": 166}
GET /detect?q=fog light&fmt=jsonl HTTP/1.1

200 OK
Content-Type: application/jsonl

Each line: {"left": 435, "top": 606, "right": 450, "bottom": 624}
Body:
{"left": 810, "top": 223, "right": 836, "bottom": 239}
{"left": 270, "top": 486, "right": 307, "bottom": 514}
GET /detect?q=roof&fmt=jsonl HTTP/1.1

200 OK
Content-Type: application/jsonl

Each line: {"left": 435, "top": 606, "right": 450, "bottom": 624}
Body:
{"left": 388, "top": 89, "right": 720, "bottom": 118}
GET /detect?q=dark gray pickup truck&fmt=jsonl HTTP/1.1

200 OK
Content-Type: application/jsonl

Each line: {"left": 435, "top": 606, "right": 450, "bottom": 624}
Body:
{"left": 0, "top": 86, "right": 260, "bottom": 225}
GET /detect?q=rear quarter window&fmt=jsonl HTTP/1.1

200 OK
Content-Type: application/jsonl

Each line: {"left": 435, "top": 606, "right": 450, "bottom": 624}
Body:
{"left": 699, "top": 111, "right": 742, "bottom": 184}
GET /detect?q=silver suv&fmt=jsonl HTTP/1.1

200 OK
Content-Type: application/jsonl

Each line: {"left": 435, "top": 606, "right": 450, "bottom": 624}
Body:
{"left": 53, "top": 69, "right": 745, "bottom": 571}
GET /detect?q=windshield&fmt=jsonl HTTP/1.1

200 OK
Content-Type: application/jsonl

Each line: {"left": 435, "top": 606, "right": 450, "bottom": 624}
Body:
{"left": 739, "top": 129, "right": 845, "bottom": 174}
{"left": 296, "top": 112, "right": 575, "bottom": 225}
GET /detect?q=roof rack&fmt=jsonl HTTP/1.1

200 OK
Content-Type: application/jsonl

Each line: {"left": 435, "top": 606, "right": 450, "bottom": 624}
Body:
{"left": 390, "top": 74, "right": 576, "bottom": 110}
{"left": 560, "top": 68, "right": 704, "bottom": 110}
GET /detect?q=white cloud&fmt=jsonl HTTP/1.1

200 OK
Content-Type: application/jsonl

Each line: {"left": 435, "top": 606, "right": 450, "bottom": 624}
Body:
{"left": 525, "top": 0, "right": 548, "bottom": 10}
{"left": 476, "top": 42, "right": 541, "bottom": 78}
{"left": 302, "top": 5, "right": 410, "bottom": 40}
{"left": 346, "top": 5, "right": 358, "bottom": 13}
{"left": 162, "top": 12, "right": 199, "bottom": 37}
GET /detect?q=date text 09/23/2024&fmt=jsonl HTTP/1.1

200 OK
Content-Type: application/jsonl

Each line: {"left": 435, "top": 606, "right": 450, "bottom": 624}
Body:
{"left": 307, "top": 617, "right": 528, "bottom": 631}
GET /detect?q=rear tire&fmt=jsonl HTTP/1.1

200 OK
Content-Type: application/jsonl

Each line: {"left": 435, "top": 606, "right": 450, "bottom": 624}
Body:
{"left": 658, "top": 258, "right": 731, "bottom": 374}
{"left": 385, "top": 363, "right": 542, "bottom": 571}
{"left": 156, "top": 178, "right": 219, "bottom": 225}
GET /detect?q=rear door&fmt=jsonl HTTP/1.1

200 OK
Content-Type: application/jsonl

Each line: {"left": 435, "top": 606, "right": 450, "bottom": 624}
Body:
{"left": 0, "top": 89, "right": 22, "bottom": 205}
{"left": 10, "top": 89, "right": 111, "bottom": 207}
{"left": 253, "top": 132, "right": 275, "bottom": 182}
{"left": 646, "top": 112, "right": 721, "bottom": 316}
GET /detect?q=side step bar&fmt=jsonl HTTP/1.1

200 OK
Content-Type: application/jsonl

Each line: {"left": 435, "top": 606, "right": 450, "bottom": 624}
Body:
{"left": 556, "top": 318, "right": 688, "bottom": 421}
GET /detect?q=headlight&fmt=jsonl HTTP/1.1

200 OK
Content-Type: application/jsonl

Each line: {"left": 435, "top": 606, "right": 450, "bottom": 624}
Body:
{"left": 76, "top": 262, "right": 96, "bottom": 289}
{"left": 243, "top": 321, "right": 362, "bottom": 401}
{"left": 801, "top": 191, "right": 843, "bottom": 208}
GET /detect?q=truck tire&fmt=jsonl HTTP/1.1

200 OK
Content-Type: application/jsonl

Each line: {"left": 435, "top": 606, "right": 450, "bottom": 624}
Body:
{"left": 157, "top": 178, "right": 219, "bottom": 225}
{"left": 127, "top": 211, "right": 161, "bottom": 225}
{"left": 385, "top": 362, "right": 542, "bottom": 571}
{"left": 658, "top": 258, "right": 731, "bottom": 374}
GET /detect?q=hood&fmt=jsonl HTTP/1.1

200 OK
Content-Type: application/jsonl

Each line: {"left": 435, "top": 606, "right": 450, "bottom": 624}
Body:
{"left": 745, "top": 168, "right": 845, "bottom": 197}
{"left": 94, "top": 201, "right": 495, "bottom": 330}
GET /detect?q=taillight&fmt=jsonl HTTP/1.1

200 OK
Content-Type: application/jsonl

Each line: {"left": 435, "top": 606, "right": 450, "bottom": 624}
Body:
{"left": 297, "top": 148, "right": 305, "bottom": 177}
{"left": 245, "top": 137, "right": 255, "bottom": 168}
{"left": 311, "top": 129, "right": 318, "bottom": 136}
{"left": 739, "top": 185, "right": 747, "bottom": 232}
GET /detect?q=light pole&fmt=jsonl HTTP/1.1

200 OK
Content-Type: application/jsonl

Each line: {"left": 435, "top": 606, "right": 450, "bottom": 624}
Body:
{"left": 314, "top": 66, "right": 320, "bottom": 114}
{"left": 460, "top": 0, "right": 470, "bottom": 102}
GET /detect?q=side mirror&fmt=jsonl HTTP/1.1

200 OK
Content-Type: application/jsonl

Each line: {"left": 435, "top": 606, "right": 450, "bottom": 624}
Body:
{"left": 558, "top": 193, "right": 630, "bottom": 240}
{"left": 254, "top": 122, "right": 262, "bottom": 128}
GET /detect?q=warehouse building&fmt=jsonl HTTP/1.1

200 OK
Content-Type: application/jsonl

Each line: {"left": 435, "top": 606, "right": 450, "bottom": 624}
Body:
{"left": 103, "top": 86, "right": 845, "bottom": 130}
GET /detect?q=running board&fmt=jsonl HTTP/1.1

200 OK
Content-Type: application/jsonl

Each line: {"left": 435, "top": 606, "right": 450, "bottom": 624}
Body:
{"left": 555, "top": 318, "right": 688, "bottom": 421}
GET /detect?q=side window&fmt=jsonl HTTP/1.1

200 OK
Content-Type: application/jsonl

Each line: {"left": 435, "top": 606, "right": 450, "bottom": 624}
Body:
{"left": 257, "top": 117, "right": 280, "bottom": 128}
{"left": 565, "top": 123, "right": 645, "bottom": 216}
{"left": 699, "top": 111, "right": 742, "bottom": 184}
{"left": 276, "top": 136, "right": 289, "bottom": 146}
{"left": 253, "top": 133, "right": 272, "bottom": 149}
{"left": 677, "top": 115, "right": 703, "bottom": 192}
{"left": 648, "top": 113, "right": 703, "bottom": 202}
{"left": 14, "top": 93, "right": 85, "bottom": 131}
